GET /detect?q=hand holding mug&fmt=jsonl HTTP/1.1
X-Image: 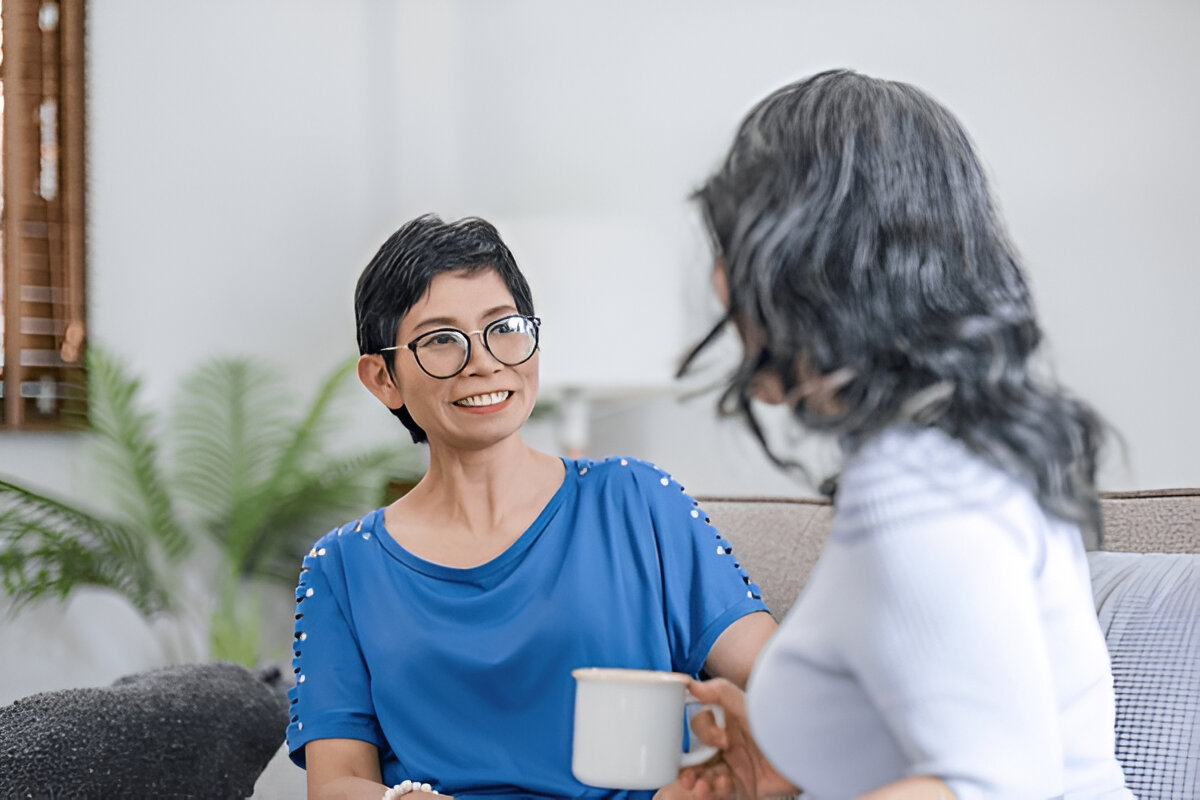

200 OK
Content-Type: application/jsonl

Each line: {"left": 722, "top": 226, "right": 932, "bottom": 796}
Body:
{"left": 655, "top": 678, "right": 797, "bottom": 800}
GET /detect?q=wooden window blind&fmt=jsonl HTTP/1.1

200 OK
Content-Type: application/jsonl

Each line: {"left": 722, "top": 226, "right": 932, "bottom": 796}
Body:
{"left": 0, "top": 0, "right": 86, "bottom": 430}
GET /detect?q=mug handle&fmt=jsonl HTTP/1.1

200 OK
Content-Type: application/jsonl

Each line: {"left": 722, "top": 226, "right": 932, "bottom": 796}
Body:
{"left": 679, "top": 693, "right": 725, "bottom": 768}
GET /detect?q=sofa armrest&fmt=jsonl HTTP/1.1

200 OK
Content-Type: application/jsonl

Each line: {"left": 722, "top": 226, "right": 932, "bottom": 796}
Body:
{"left": 700, "top": 496, "right": 832, "bottom": 619}
{"left": 1098, "top": 489, "right": 1200, "bottom": 554}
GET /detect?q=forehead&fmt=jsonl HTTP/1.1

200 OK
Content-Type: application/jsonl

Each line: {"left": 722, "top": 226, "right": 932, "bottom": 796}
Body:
{"left": 399, "top": 268, "right": 515, "bottom": 331}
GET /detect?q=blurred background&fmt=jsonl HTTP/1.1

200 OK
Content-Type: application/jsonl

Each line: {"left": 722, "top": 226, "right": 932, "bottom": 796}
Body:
{"left": 2, "top": 0, "right": 1198, "bottom": 705}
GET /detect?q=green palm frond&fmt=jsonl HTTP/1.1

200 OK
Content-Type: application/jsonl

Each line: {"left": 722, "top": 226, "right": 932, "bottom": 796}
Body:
{"left": 269, "top": 357, "right": 359, "bottom": 481}
{"left": 240, "top": 447, "right": 403, "bottom": 582}
{"left": 170, "top": 356, "right": 292, "bottom": 544}
{"left": 85, "top": 347, "right": 190, "bottom": 560}
{"left": 222, "top": 357, "right": 356, "bottom": 568}
{"left": 169, "top": 356, "right": 364, "bottom": 573}
{"left": 208, "top": 570, "right": 265, "bottom": 666}
{"left": 0, "top": 479, "right": 170, "bottom": 615}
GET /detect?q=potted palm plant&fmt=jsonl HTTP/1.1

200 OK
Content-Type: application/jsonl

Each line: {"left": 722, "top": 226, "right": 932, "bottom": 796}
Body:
{"left": 0, "top": 347, "right": 422, "bottom": 665}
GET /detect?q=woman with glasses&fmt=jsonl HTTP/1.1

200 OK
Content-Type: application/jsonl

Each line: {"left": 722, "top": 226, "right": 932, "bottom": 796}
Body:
{"left": 662, "top": 71, "right": 1133, "bottom": 799}
{"left": 285, "top": 214, "right": 777, "bottom": 800}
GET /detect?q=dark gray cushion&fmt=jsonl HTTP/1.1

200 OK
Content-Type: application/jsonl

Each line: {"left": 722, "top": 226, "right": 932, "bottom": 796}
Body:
{"left": 1089, "top": 551, "right": 1200, "bottom": 799}
{"left": 0, "top": 662, "right": 288, "bottom": 800}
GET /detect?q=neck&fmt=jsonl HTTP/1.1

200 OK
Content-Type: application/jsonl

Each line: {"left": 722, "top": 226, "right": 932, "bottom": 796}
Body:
{"left": 405, "top": 433, "right": 562, "bottom": 541}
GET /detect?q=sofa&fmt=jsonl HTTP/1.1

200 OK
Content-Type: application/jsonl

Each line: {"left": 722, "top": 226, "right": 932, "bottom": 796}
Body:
{"left": 6, "top": 492, "right": 1193, "bottom": 799}
{"left": 246, "top": 489, "right": 1198, "bottom": 798}
{"left": 703, "top": 488, "right": 1200, "bottom": 800}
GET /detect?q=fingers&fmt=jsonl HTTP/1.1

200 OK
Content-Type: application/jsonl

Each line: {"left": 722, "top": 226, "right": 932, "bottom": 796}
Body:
{"left": 659, "top": 762, "right": 737, "bottom": 800}
{"left": 689, "top": 707, "right": 729, "bottom": 749}
{"left": 685, "top": 676, "right": 731, "bottom": 703}
{"left": 657, "top": 777, "right": 713, "bottom": 800}
{"left": 654, "top": 779, "right": 696, "bottom": 799}
{"left": 687, "top": 677, "right": 748, "bottom": 751}
{"left": 709, "top": 770, "right": 734, "bottom": 798}
{"left": 678, "top": 679, "right": 763, "bottom": 799}
{"left": 686, "top": 677, "right": 746, "bottom": 715}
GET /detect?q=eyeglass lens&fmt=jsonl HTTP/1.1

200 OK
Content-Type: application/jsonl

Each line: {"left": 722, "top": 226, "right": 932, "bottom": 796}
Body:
{"left": 412, "top": 315, "right": 538, "bottom": 378}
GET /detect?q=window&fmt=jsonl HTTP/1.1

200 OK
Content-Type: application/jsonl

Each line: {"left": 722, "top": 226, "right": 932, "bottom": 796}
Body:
{"left": 0, "top": 0, "right": 86, "bottom": 430}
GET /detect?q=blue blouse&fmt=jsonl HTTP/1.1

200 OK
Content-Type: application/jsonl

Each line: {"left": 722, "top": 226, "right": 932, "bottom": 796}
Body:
{"left": 287, "top": 456, "right": 767, "bottom": 798}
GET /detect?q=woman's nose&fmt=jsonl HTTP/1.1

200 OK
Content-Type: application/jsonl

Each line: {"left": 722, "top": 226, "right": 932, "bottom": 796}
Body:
{"left": 464, "top": 332, "right": 503, "bottom": 374}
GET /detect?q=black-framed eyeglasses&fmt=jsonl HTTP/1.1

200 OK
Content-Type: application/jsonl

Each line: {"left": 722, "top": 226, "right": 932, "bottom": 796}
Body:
{"left": 380, "top": 314, "right": 541, "bottom": 379}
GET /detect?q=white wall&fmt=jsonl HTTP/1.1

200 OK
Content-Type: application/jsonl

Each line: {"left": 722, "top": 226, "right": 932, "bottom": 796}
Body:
{"left": 2, "top": 0, "right": 410, "bottom": 496}
{"left": 2, "top": 0, "right": 1198, "bottom": 703}
{"left": 1, "top": 0, "right": 408, "bottom": 704}
{"left": 385, "top": 0, "right": 1200, "bottom": 494}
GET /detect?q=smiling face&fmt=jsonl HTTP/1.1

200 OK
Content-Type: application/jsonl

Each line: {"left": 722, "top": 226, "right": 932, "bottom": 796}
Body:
{"left": 358, "top": 268, "right": 539, "bottom": 452}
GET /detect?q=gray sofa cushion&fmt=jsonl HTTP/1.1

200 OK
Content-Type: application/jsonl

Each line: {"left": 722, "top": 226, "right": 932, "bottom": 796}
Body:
{"left": 1089, "top": 551, "right": 1200, "bottom": 799}
{"left": 0, "top": 662, "right": 289, "bottom": 800}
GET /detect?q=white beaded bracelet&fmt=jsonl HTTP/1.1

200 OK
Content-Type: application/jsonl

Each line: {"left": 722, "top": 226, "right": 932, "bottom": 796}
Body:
{"left": 382, "top": 778, "right": 440, "bottom": 798}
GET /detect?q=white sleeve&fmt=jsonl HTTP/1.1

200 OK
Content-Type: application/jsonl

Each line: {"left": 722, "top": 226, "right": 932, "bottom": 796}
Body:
{"left": 841, "top": 507, "right": 1066, "bottom": 800}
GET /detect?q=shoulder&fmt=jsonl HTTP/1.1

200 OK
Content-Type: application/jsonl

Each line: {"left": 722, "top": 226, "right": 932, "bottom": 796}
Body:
{"left": 293, "top": 512, "right": 385, "bottom": 623}
{"left": 571, "top": 456, "right": 686, "bottom": 493}
{"left": 843, "top": 426, "right": 1004, "bottom": 489}
{"left": 839, "top": 426, "right": 1029, "bottom": 514}
{"left": 568, "top": 456, "right": 702, "bottom": 525}
{"left": 835, "top": 427, "right": 1049, "bottom": 560}
{"left": 298, "top": 511, "right": 383, "bottom": 577}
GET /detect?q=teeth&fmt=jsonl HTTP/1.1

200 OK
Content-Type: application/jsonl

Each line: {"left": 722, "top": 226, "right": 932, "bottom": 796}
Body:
{"left": 455, "top": 391, "right": 511, "bottom": 407}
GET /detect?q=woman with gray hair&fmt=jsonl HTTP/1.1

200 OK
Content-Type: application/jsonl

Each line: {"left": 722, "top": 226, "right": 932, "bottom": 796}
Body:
{"left": 662, "top": 71, "right": 1132, "bottom": 799}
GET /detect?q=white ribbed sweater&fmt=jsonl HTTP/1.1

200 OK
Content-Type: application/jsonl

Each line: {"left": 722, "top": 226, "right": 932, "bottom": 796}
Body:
{"left": 747, "top": 427, "right": 1132, "bottom": 800}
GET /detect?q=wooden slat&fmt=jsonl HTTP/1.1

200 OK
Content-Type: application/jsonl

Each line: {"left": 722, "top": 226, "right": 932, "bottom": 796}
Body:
{"left": 1, "top": 0, "right": 87, "bottom": 428}
{"left": 1, "top": 0, "right": 35, "bottom": 426}
{"left": 52, "top": 0, "right": 85, "bottom": 420}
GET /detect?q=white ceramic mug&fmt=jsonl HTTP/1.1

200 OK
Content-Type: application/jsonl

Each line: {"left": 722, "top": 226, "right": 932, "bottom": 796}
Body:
{"left": 571, "top": 667, "right": 722, "bottom": 790}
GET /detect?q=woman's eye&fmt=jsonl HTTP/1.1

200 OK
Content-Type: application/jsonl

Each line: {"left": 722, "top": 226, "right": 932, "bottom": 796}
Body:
{"left": 492, "top": 317, "right": 527, "bottom": 335}
{"left": 423, "top": 333, "right": 461, "bottom": 347}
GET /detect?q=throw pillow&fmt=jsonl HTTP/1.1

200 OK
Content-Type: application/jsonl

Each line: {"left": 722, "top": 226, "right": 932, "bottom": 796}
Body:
{"left": 1089, "top": 550, "right": 1200, "bottom": 799}
{"left": 0, "top": 661, "right": 289, "bottom": 799}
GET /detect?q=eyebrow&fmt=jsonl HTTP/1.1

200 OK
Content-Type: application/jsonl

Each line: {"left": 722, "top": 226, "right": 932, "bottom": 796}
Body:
{"left": 409, "top": 305, "right": 518, "bottom": 334}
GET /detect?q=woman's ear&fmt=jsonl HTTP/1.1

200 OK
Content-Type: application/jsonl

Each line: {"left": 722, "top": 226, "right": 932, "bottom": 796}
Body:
{"left": 357, "top": 354, "right": 404, "bottom": 409}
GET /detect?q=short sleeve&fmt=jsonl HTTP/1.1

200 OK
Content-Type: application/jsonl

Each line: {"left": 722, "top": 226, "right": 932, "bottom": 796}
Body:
{"left": 631, "top": 461, "right": 769, "bottom": 675}
{"left": 287, "top": 532, "right": 385, "bottom": 767}
{"left": 844, "top": 512, "right": 1065, "bottom": 799}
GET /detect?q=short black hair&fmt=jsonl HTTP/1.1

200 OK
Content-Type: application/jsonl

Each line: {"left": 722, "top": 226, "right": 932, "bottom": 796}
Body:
{"left": 355, "top": 214, "right": 535, "bottom": 443}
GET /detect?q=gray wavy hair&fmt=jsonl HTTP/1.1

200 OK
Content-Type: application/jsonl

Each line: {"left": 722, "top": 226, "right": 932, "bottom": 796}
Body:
{"left": 684, "top": 69, "right": 1107, "bottom": 538}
